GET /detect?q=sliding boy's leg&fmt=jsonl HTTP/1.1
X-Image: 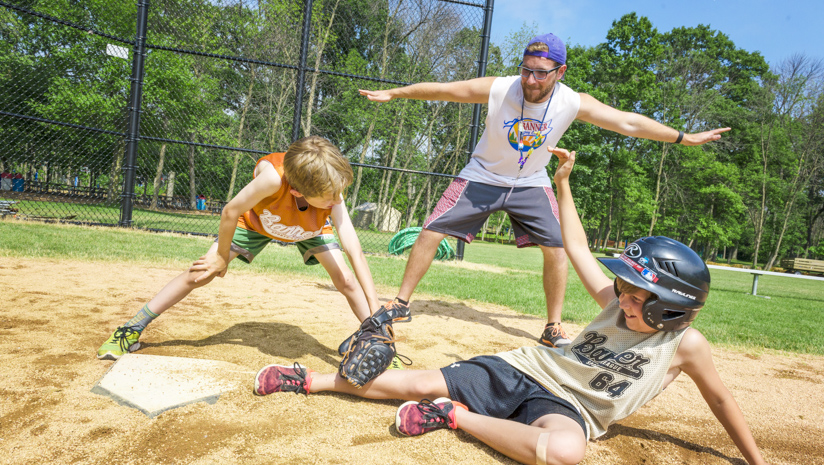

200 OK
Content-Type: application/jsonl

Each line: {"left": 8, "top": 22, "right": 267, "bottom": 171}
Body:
{"left": 331, "top": 366, "right": 586, "bottom": 465}
{"left": 457, "top": 411, "right": 586, "bottom": 465}
{"left": 392, "top": 398, "right": 585, "bottom": 465}
{"left": 256, "top": 364, "right": 449, "bottom": 401}
{"left": 435, "top": 355, "right": 585, "bottom": 464}
{"left": 316, "top": 368, "right": 449, "bottom": 400}
{"left": 256, "top": 357, "right": 586, "bottom": 464}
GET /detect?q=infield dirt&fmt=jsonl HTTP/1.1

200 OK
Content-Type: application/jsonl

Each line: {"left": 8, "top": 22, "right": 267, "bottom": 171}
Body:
{"left": 2, "top": 257, "right": 822, "bottom": 464}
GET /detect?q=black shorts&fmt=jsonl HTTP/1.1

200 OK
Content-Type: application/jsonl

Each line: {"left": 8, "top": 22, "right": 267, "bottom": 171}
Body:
{"left": 441, "top": 355, "right": 586, "bottom": 434}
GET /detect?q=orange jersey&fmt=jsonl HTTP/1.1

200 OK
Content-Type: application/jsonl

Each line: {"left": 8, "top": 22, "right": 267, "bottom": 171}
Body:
{"left": 237, "top": 152, "right": 334, "bottom": 242}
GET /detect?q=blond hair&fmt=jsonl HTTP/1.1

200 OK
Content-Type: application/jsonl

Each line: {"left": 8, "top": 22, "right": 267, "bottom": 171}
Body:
{"left": 525, "top": 42, "right": 560, "bottom": 67}
{"left": 282, "top": 136, "right": 353, "bottom": 198}
{"left": 526, "top": 42, "right": 549, "bottom": 53}
{"left": 615, "top": 277, "right": 655, "bottom": 299}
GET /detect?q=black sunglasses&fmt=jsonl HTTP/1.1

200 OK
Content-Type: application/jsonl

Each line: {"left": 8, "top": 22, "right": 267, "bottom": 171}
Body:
{"left": 518, "top": 63, "right": 563, "bottom": 81}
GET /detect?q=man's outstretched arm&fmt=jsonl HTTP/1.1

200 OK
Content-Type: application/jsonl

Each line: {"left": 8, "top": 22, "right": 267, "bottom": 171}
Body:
{"left": 359, "top": 76, "right": 497, "bottom": 104}
{"left": 576, "top": 93, "right": 730, "bottom": 146}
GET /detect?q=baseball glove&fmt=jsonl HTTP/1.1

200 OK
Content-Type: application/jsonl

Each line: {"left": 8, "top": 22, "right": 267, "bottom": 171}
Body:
{"left": 338, "top": 300, "right": 411, "bottom": 356}
{"left": 338, "top": 301, "right": 411, "bottom": 388}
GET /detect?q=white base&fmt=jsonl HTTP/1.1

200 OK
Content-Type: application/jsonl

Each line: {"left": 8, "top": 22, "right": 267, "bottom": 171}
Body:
{"left": 91, "top": 354, "right": 242, "bottom": 418}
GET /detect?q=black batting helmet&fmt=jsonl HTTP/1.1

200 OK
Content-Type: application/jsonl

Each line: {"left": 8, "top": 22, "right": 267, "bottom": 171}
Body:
{"left": 597, "top": 236, "right": 710, "bottom": 331}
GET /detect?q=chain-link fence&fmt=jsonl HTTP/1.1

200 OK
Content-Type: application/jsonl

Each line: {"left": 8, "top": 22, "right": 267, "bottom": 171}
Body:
{"left": 0, "top": 0, "right": 493, "bottom": 257}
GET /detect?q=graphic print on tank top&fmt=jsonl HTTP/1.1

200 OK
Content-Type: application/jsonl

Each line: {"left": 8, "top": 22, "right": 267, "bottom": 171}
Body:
{"left": 505, "top": 118, "right": 553, "bottom": 170}
{"left": 505, "top": 83, "right": 557, "bottom": 172}
{"left": 571, "top": 331, "right": 651, "bottom": 399}
{"left": 258, "top": 209, "right": 325, "bottom": 242}
{"left": 505, "top": 118, "right": 552, "bottom": 152}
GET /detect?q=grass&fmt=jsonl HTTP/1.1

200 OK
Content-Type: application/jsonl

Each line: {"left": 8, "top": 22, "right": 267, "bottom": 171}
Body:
{"left": 4, "top": 197, "right": 222, "bottom": 234}
{"left": 0, "top": 197, "right": 451, "bottom": 254}
{"left": 2, "top": 219, "right": 822, "bottom": 355}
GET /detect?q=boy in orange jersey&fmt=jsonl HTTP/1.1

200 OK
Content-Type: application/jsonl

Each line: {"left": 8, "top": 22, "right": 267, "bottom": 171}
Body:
{"left": 97, "top": 136, "right": 380, "bottom": 360}
{"left": 254, "top": 146, "right": 772, "bottom": 465}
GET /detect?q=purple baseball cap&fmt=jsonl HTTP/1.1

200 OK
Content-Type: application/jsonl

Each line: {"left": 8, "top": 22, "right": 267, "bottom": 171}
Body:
{"left": 524, "top": 33, "right": 566, "bottom": 65}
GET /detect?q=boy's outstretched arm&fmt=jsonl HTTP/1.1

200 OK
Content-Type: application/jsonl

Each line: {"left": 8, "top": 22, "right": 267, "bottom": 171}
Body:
{"left": 330, "top": 200, "right": 380, "bottom": 314}
{"left": 191, "top": 161, "right": 281, "bottom": 283}
{"left": 677, "top": 330, "right": 772, "bottom": 465}
{"left": 551, "top": 147, "right": 615, "bottom": 309}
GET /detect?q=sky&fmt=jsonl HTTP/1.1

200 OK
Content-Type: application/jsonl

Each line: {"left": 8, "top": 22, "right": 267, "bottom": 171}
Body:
{"left": 489, "top": 0, "right": 823, "bottom": 68}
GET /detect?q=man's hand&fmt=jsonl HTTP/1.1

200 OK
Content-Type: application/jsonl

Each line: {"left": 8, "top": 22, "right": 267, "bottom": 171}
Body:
{"left": 359, "top": 89, "right": 393, "bottom": 103}
{"left": 190, "top": 252, "right": 228, "bottom": 283}
{"left": 682, "top": 127, "right": 731, "bottom": 146}
{"left": 550, "top": 146, "right": 576, "bottom": 184}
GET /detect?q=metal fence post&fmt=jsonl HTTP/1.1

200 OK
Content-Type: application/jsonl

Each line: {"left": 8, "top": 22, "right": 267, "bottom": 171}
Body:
{"left": 119, "top": 0, "right": 150, "bottom": 227}
{"left": 291, "top": 0, "right": 314, "bottom": 143}
{"left": 456, "top": 0, "right": 494, "bottom": 260}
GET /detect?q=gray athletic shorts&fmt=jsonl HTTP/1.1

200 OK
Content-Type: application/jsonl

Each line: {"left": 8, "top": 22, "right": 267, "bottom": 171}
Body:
{"left": 423, "top": 178, "right": 562, "bottom": 248}
{"left": 441, "top": 355, "right": 586, "bottom": 435}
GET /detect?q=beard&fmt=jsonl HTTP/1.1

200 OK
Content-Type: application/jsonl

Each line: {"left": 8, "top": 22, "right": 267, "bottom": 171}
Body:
{"left": 521, "top": 79, "right": 555, "bottom": 103}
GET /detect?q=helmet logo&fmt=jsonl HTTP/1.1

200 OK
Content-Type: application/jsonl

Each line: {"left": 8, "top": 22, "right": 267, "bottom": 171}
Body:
{"left": 625, "top": 243, "right": 642, "bottom": 258}
{"left": 671, "top": 288, "right": 696, "bottom": 300}
{"left": 638, "top": 256, "right": 649, "bottom": 266}
{"left": 619, "top": 254, "right": 660, "bottom": 283}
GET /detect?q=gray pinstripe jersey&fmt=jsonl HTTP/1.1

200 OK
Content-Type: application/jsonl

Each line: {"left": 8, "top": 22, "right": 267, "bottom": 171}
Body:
{"left": 497, "top": 299, "right": 686, "bottom": 439}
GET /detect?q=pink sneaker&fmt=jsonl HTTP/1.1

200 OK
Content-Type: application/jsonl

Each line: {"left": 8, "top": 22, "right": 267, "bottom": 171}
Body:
{"left": 254, "top": 363, "right": 313, "bottom": 396}
{"left": 395, "top": 397, "right": 467, "bottom": 436}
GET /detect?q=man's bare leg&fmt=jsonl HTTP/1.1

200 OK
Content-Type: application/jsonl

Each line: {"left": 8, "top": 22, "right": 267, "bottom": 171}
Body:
{"left": 538, "top": 245, "right": 571, "bottom": 347}
{"left": 540, "top": 245, "right": 568, "bottom": 324}
{"left": 396, "top": 229, "right": 449, "bottom": 302}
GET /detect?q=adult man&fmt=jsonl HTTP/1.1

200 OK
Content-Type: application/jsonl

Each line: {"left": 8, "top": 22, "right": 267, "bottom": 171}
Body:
{"left": 357, "top": 33, "right": 729, "bottom": 349}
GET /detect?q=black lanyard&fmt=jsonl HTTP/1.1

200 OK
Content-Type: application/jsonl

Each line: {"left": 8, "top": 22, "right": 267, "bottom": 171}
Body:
{"left": 517, "top": 82, "right": 557, "bottom": 170}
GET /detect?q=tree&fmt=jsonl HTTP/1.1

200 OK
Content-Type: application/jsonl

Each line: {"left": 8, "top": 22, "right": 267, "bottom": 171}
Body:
{"left": 762, "top": 56, "right": 824, "bottom": 268}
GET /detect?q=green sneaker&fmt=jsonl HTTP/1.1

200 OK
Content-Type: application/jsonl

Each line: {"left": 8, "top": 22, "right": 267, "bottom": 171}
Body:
{"left": 97, "top": 326, "right": 142, "bottom": 360}
{"left": 388, "top": 354, "right": 412, "bottom": 370}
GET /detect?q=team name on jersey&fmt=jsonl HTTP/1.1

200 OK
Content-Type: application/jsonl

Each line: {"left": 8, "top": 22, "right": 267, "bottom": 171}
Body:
{"left": 572, "top": 331, "right": 650, "bottom": 380}
{"left": 259, "top": 209, "right": 324, "bottom": 241}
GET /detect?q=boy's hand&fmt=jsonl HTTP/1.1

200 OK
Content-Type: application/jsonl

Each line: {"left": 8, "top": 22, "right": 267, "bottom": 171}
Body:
{"left": 190, "top": 252, "right": 228, "bottom": 282}
{"left": 550, "top": 146, "right": 576, "bottom": 183}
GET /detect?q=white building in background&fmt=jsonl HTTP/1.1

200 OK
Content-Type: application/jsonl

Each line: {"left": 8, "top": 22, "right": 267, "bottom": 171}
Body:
{"left": 352, "top": 202, "right": 401, "bottom": 232}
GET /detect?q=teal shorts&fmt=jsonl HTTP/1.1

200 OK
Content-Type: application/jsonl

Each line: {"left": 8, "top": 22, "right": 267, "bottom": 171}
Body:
{"left": 219, "top": 227, "right": 340, "bottom": 266}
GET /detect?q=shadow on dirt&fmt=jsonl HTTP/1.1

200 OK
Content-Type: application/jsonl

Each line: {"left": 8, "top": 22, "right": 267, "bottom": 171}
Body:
{"left": 410, "top": 299, "right": 542, "bottom": 341}
{"left": 143, "top": 321, "right": 341, "bottom": 367}
{"left": 312, "top": 281, "right": 545, "bottom": 341}
{"left": 598, "top": 424, "right": 747, "bottom": 465}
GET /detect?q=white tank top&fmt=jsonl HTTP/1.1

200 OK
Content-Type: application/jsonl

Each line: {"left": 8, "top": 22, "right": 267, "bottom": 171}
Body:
{"left": 497, "top": 299, "right": 686, "bottom": 439}
{"left": 458, "top": 76, "right": 580, "bottom": 187}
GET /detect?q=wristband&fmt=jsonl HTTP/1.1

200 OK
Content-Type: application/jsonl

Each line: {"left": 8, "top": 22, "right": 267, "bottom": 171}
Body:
{"left": 674, "top": 130, "right": 684, "bottom": 144}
